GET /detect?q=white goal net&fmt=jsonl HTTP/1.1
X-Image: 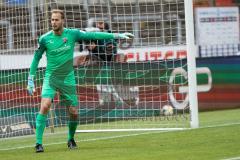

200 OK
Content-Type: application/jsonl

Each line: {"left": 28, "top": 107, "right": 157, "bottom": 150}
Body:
{"left": 0, "top": 0, "right": 198, "bottom": 138}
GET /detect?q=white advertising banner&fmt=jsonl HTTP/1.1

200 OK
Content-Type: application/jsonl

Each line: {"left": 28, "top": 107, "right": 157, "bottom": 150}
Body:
{"left": 117, "top": 45, "right": 187, "bottom": 62}
{"left": 0, "top": 45, "right": 187, "bottom": 70}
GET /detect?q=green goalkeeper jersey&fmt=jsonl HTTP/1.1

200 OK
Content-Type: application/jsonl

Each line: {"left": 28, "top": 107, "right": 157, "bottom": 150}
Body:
{"left": 30, "top": 28, "right": 115, "bottom": 77}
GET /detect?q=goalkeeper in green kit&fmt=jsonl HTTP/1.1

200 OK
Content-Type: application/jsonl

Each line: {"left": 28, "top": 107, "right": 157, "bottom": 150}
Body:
{"left": 27, "top": 9, "right": 133, "bottom": 153}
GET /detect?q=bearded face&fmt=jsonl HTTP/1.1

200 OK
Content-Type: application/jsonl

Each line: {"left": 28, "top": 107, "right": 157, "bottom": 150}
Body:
{"left": 51, "top": 13, "right": 64, "bottom": 33}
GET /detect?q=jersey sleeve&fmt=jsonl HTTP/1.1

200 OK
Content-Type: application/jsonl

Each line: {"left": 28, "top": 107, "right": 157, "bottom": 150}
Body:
{"left": 29, "top": 36, "right": 46, "bottom": 76}
{"left": 74, "top": 29, "right": 115, "bottom": 41}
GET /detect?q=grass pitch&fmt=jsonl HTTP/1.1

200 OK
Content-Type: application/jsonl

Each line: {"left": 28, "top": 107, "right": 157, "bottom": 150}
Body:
{"left": 0, "top": 108, "right": 240, "bottom": 160}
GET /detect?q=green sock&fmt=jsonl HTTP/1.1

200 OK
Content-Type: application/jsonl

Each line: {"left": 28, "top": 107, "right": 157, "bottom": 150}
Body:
{"left": 36, "top": 114, "right": 47, "bottom": 144}
{"left": 68, "top": 121, "right": 78, "bottom": 141}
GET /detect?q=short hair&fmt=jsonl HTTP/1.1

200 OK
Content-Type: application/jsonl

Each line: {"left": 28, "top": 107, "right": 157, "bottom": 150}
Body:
{"left": 94, "top": 21, "right": 109, "bottom": 30}
{"left": 51, "top": 9, "right": 65, "bottom": 19}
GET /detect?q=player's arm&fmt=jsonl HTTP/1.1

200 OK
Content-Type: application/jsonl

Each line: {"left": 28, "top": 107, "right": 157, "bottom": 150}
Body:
{"left": 75, "top": 29, "right": 134, "bottom": 41}
{"left": 27, "top": 37, "right": 46, "bottom": 95}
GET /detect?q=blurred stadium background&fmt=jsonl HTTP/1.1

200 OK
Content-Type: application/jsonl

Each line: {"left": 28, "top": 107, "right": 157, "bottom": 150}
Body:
{"left": 0, "top": 0, "right": 240, "bottom": 152}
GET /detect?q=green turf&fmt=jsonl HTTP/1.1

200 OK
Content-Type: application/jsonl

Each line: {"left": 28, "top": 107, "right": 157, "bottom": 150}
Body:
{"left": 0, "top": 108, "right": 240, "bottom": 160}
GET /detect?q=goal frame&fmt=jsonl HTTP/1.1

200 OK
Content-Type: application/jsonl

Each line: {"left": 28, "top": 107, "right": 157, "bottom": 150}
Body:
{"left": 75, "top": 0, "right": 199, "bottom": 133}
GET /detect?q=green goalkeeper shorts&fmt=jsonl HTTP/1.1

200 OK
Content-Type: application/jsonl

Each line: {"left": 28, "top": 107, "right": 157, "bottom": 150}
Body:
{"left": 41, "top": 73, "right": 78, "bottom": 107}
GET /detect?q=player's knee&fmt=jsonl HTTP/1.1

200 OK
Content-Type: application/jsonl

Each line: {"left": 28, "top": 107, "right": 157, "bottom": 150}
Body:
{"left": 69, "top": 107, "right": 78, "bottom": 120}
{"left": 40, "top": 98, "right": 52, "bottom": 114}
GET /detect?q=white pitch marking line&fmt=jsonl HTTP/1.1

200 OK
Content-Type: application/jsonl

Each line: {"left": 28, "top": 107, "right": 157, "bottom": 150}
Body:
{"left": 0, "top": 131, "right": 164, "bottom": 151}
{"left": 0, "top": 122, "right": 239, "bottom": 151}
{"left": 222, "top": 157, "right": 240, "bottom": 160}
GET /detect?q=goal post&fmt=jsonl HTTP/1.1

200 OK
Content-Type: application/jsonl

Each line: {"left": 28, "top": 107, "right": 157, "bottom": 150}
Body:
{"left": 0, "top": 0, "right": 199, "bottom": 139}
{"left": 184, "top": 0, "right": 199, "bottom": 128}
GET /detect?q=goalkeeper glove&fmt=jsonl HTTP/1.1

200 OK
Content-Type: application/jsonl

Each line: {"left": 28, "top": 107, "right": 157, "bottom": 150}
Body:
{"left": 27, "top": 75, "right": 35, "bottom": 95}
{"left": 114, "top": 33, "right": 134, "bottom": 39}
